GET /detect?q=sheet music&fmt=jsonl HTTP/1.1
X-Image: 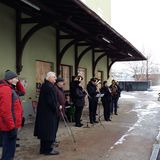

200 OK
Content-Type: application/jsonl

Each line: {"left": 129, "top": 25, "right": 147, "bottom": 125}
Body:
{"left": 96, "top": 93, "right": 104, "bottom": 98}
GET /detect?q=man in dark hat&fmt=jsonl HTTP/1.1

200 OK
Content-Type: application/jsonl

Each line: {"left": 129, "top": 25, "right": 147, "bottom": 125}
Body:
{"left": 71, "top": 76, "right": 86, "bottom": 127}
{"left": 0, "top": 70, "right": 26, "bottom": 160}
{"left": 54, "top": 77, "right": 66, "bottom": 145}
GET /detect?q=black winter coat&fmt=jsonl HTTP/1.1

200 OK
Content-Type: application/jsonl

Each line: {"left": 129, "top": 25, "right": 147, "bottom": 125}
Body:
{"left": 34, "top": 80, "right": 58, "bottom": 141}
{"left": 87, "top": 81, "right": 98, "bottom": 102}
{"left": 100, "top": 86, "right": 111, "bottom": 103}
{"left": 73, "top": 84, "right": 86, "bottom": 107}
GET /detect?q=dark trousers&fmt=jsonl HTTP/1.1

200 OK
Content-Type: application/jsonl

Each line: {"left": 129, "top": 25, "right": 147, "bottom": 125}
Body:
{"left": 55, "top": 116, "right": 60, "bottom": 139}
{"left": 102, "top": 101, "right": 111, "bottom": 120}
{"left": 1, "top": 130, "right": 17, "bottom": 160}
{"left": 40, "top": 140, "right": 53, "bottom": 154}
{"left": 89, "top": 99, "right": 98, "bottom": 123}
{"left": 111, "top": 97, "right": 118, "bottom": 114}
{"left": 75, "top": 106, "right": 83, "bottom": 125}
{"left": 0, "top": 132, "right": 2, "bottom": 147}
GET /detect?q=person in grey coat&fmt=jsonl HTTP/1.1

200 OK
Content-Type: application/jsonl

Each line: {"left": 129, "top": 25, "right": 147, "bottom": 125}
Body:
{"left": 34, "top": 72, "right": 59, "bottom": 155}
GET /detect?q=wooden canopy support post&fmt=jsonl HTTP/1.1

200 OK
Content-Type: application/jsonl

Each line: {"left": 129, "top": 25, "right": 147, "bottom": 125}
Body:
{"left": 56, "top": 29, "right": 61, "bottom": 76}
{"left": 74, "top": 45, "right": 93, "bottom": 76}
{"left": 92, "top": 49, "right": 95, "bottom": 77}
{"left": 74, "top": 43, "right": 78, "bottom": 76}
{"left": 56, "top": 30, "right": 85, "bottom": 76}
{"left": 16, "top": 10, "right": 22, "bottom": 75}
{"left": 107, "top": 57, "right": 110, "bottom": 79}
{"left": 108, "top": 59, "right": 117, "bottom": 78}
{"left": 93, "top": 53, "right": 107, "bottom": 76}
{"left": 16, "top": 11, "right": 49, "bottom": 74}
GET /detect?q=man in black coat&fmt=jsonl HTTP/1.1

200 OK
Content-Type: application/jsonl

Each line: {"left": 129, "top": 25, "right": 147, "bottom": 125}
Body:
{"left": 87, "top": 78, "right": 99, "bottom": 124}
{"left": 71, "top": 76, "right": 86, "bottom": 127}
{"left": 34, "top": 72, "right": 59, "bottom": 155}
{"left": 100, "top": 81, "right": 112, "bottom": 121}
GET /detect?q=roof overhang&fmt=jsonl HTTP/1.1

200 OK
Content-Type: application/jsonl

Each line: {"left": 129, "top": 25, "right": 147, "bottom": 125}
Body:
{"left": 1, "top": 0, "right": 146, "bottom": 61}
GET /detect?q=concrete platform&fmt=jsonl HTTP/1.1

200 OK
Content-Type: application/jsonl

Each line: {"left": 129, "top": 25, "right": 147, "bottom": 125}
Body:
{"left": 1, "top": 90, "right": 160, "bottom": 160}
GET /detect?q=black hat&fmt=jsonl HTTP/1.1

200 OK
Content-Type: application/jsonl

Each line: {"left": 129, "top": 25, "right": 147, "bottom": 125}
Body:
{"left": 56, "top": 77, "right": 64, "bottom": 82}
{"left": 4, "top": 70, "right": 18, "bottom": 80}
{"left": 90, "top": 77, "right": 96, "bottom": 82}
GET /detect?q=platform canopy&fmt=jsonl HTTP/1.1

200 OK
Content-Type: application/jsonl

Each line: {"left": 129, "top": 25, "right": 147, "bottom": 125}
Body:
{"left": 2, "top": 0, "right": 146, "bottom": 61}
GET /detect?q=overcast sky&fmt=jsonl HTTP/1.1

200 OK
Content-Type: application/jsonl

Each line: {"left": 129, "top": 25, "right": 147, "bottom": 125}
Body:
{"left": 111, "top": 0, "right": 160, "bottom": 64}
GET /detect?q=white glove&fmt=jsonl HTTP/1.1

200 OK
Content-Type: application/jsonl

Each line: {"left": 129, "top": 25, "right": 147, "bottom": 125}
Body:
{"left": 59, "top": 105, "right": 63, "bottom": 110}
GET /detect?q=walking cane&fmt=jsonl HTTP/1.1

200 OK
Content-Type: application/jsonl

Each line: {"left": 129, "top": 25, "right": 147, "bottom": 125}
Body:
{"left": 60, "top": 109, "right": 77, "bottom": 151}
{"left": 83, "top": 89, "right": 93, "bottom": 128}
{"left": 98, "top": 104, "right": 105, "bottom": 129}
{"left": 63, "top": 112, "right": 76, "bottom": 143}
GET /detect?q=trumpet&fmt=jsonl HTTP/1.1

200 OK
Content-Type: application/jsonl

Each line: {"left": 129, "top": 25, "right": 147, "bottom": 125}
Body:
{"left": 95, "top": 78, "right": 101, "bottom": 85}
{"left": 74, "top": 75, "right": 83, "bottom": 82}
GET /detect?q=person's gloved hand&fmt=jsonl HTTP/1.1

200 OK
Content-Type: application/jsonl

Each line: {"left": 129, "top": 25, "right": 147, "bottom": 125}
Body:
{"left": 59, "top": 105, "right": 63, "bottom": 110}
{"left": 9, "top": 129, "right": 17, "bottom": 139}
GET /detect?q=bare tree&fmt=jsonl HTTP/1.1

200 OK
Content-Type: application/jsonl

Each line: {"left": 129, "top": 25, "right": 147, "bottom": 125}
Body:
{"left": 128, "top": 52, "right": 160, "bottom": 80}
{"left": 111, "top": 47, "right": 160, "bottom": 81}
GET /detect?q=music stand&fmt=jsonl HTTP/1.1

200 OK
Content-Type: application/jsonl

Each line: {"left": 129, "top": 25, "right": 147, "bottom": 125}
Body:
{"left": 96, "top": 93, "right": 105, "bottom": 128}
{"left": 96, "top": 93, "right": 104, "bottom": 98}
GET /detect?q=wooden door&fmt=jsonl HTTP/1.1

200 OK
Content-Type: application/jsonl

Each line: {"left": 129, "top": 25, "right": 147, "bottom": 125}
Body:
{"left": 36, "top": 60, "right": 53, "bottom": 93}
{"left": 60, "top": 65, "right": 72, "bottom": 91}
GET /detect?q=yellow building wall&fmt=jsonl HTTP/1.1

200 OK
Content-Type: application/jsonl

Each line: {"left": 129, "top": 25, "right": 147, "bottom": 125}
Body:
{"left": 0, "top": 3, "right": 16, "bottom": 78}
{"left": 21, "top": 27, "right": 56, "bottom": 99}
{"left": 0, "top": 2, "right": 112, "bottom": 119}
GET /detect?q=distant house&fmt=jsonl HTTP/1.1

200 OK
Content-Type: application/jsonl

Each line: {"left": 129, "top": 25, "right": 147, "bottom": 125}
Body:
{"left": 135, "top": 74, "right": 160, "bottom": 85}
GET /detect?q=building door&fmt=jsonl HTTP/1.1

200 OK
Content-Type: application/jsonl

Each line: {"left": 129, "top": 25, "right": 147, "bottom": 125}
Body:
{"left": 60, "top": 64, "right": 72, "bottom": 91}
{"left": 36, "top": 60, "right": 53, "bottom": 93}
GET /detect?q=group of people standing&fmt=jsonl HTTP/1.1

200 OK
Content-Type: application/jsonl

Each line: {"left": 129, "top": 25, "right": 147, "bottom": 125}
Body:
{"left": 71, "top": 77, "right": 121, "bottom": 125}
{"left": 86, "top": 78, "right": 121, "bottom": 124}
{"left": 101, "top": 79, "right": 121, "bottom": 122}
{"left": 0, "top": 70, "right": 121, "bottom": 159}
{"left": 34, "top": 73, "right": 121, "bottom": 156}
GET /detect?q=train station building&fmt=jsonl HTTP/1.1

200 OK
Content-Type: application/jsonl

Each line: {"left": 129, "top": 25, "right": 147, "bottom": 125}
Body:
{"left": 0, "top": 0, "right": 146, "bottom": 119}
